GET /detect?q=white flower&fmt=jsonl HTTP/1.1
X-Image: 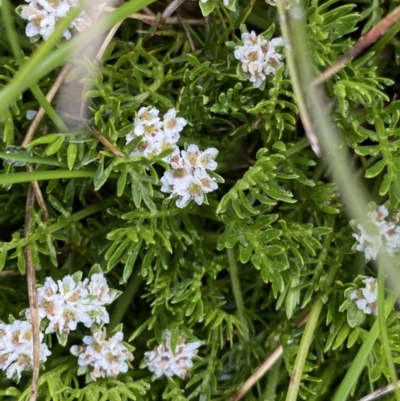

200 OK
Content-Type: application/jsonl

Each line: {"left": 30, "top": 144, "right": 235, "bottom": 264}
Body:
{"left": 350, "top": 277, "right": 378, "bottom": 316}
{"left": 352, "top": 204, "right": 400, "bottom": 261}
{"left": 234, "top": 31, "right": 284, "bottom": 88}
{"left": 70, "top": 328, "right": 133, "bottom": 380}
{"left": 26, "top": 273, "right": 117, "bottom": 335}
{"left": 0, "top": 320, "right": 51, "bottom": 380}
{"left": 144, "top": 331, "right": 201, "bottom": 379}
{"left": 160, "top": 147, "right": 219, "bottom": 208}
{"left": 163, "top": 108, "right": 187, "bottom": 140}
{"left": 20, "top": 0, "right": 85, "bottom": 41}
{"left": 182, "top": 145, "right": 218, "bottom": 171}
{"left": 126, "top": 107, "right": 186, "bottom": 159}
{"left": 26, "top": 110, "right": 38, "bottom": 120}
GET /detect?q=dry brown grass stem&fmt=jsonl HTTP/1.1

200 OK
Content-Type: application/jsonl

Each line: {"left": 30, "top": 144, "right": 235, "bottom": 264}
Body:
{"left": 161, "top": 0, "right": 186, "bottom": 20}
{"left": 357, "top": 381, "right": 400, "bottom": 401}
{"left": 312, "top": 4, "right": 400, "bottom": 86}
{"left": 27, "top": 165, "right": 50, "bottom": 221}
{"left": 83, "top": 123, "right": 126, "bottom": 158}
{"left": 22, "top": 65, "right": 71, "bottom": 148}
{"left": 230, "top": 345, "right": 283, "bottom": 401}
{"left": 104, "top": 6, "right": 205, "bottom": 25}
{"left": 24, "top": 186, "right": 40, "bottom": 401}
{"left": 230, "top": 311, "right": 310, "bottom": 401}
{"left": 0, "top": 270, "right": 19, "bottom": 277}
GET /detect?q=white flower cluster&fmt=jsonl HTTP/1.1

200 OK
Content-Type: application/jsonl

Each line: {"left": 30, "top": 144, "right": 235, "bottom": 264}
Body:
{"left": 27, "top": 273, "right": 118, "bottom": 335}
{"left": 126, "top": 107, "right": 186, "bottom": 159}
{"left": 234, "top": 31, "right": 284, "bottom": 88}
{"left": 265, "top": 0, "right": 300, "bottom": 9}
{"left": 20, "top": 0, "right": 84, "bottom": 41}
{"left": 161, "top": 145, "right": 218, "bottom": 208}
{"left": 126, "top": 107, "right": 219, "bottom": 208}
{"left": 352, "top": 204, "right": 400, "bottom": 261}
{"left": 0, "top": 320, "right": 51, "bottom": 380}
{"left": 350, "top": 277, "right": 378, "bottom": 315}
{"left": 70, "top": 328, "right": 133, "bottom": 381}
{"left": 144, "top": 331, "right": 201, "bottom": 379}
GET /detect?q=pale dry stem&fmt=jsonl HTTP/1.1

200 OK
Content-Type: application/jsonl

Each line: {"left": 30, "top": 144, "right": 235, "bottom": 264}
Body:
{"left": 312, "top": 5, "right": 400, "bottom": 86}
{"left": 230, "top": 346, "right": 284, "bottom": 401}
{"left": 83, "top": 123, "right": 126, "bottom": 158}
{"left": 22, "top": 65, "right": 71, "bottom": 148}
{"left": 104, "top": 7, "right": 205, "bottom": 25}
{"left": 161, "top": 0, "right": 186, "bottom": 20}
{"left": 357, "top": 381, "right": 400, "bottom": 401}
{"left": 230, "top": 311, "right": 310, "bottom": 401}
{"left": 26, "top": 165, "right": 50, "bottom": 221}
{"left": 24, "top": 186, "right": 40, "bottom": 401}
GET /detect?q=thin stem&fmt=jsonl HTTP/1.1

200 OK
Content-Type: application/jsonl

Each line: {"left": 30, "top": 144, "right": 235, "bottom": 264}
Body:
{"left": 0, "top": 152, "right": 67, "bottom": 167}
{"left": 230, "top": 346, "right": 283, "bottom": 401}
{"left": 22, "top": 66, "right": 72, "bottom": 147}
{"left": 29, "top": 86, "right": 69, "bottom": 132}
{"left": 276, "top": 0, "right": 320, "bottom": 156}
{"left": 0, "top": 0, "right": 157, "bottom": 113}
{"left": 357, "top": 380, "right": 400, "bottom": 401}
{"left": 0, "top": 169, "right": 113, "bottom": 185}
{"left": 1, "top": 197, "right": 114, "bottom": 253}
{"left": 24, "top": 186, "right": 40, "bottom": 401}
{"left": 285, "top": 231, "right": 335, "bottom": 401}
{"left": 1, "top": 0, "right": 68, "bottom": 131}
{"left": 332, "top": 294, "right": 398, "bottom": 401}
{"left": 377, "top": 267, "right": 400, "bottom": 401}
{"left": 227, "top": 247, "right": 249, "bottom": 340}
{"left": 312, "top": 5, "right": 400, "bottom": 85}
{"left": 108, "top": 272, "right": 143, "bottom": 331}
{"left": 285, "top": 137, "right": 310, "bottom": 158}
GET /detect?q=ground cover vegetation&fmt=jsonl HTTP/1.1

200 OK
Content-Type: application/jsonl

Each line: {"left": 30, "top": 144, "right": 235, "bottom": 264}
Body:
{"left": 1, "top": 0, "right": 400, "bottom": 400}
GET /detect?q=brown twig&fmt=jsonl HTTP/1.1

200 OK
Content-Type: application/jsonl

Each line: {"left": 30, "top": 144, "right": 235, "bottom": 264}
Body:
{"left": 83, "top": 123, "right": 126, "bottom": 158}
{"left": 230, "top": 345, "right": 284, "bottom": 401}
{"left": 24, "top": 186, "right": 40, "bottom": 401}
{"left": 230, "top": 311, "right": 310, "bottom": 401}
{"left": 0, "top": 270, "right": 19, "bottom": 277}
{"left": 27, "top": 165, "right": 50, "bottom": 221}
{"left": 161, "top": 0, "right": 186, "bottom": 20}
{"left": 103, "top": 7, "right": 205, "bottom": 25}
{"left": 22, "top": 65, "right": 71, "bottom": 148}
{"left": 178, "top": 13, "right": 196, "bottom": 51}
{"left": 312, "top": 5, "right": 400, "bottom": 86}
{"left": 357, "top": 381, "right": 400, "bottom": 401}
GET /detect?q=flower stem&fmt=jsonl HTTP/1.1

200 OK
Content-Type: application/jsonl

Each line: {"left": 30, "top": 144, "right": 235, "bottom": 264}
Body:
{"left": 1, "top": 0, "right": 69, "bottom": 132}
{"left": 332, "top": 293, "right": 398, "bottom": 401}
{"left": 285, "top": 231, "right": 336, "bottom": 401}
{"left": 1, "top": 196, "right": 114, "bottom": 254}
{"left": 227, "top": 247, "right": 249, "bottom": 340}
{"left": 0, "top": 169, "right": 111, "bottom": 185}
{"left": 109, "top": 271, "right": 143, "bottom": 331}
{"left": 378, "top": 266, "right": 400, "bottom": 401}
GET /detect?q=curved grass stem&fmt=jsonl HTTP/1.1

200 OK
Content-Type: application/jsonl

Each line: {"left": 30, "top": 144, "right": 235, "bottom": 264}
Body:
{"left": 332, "top": 293, "right": 398, "bottom": 401}
{"left": 377, "top": 266, "right": 400, "bottom": 401}
{"left": 285, "top": 231, "right": 336, "bottom": 401}
{"left": 0, "top": 0, "right": 157, "bottom": 113}
{"left": 227, "top": 247, "right": 249, "bottom": 340}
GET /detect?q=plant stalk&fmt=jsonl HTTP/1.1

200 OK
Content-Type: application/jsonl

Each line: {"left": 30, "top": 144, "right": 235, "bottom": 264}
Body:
{"left": 109, "top": 272, "right": 143, "bottom": 331}
{"left": 227, "top": 247, "right": 249, "bottom": 340}
{"left": 378, "top": 266, "right": 400, "bottom": 401}
{"left": 285, "top": 231, "right": 335, "bottom": 401}
{"left": 0, "top": 0, "right": 157, "bottom": 113}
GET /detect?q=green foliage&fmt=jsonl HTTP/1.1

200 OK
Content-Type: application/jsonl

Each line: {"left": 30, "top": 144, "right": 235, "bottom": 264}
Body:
{"left": 3, "top": 0, "right": 400, "bottom": 400}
